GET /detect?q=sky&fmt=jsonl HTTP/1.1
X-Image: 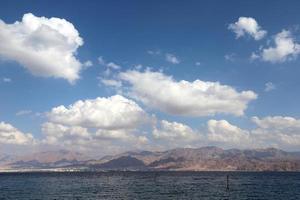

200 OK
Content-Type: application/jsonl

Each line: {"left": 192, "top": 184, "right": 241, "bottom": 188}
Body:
{"left": 0, "top": 0, "right": 300, "bottom": 156}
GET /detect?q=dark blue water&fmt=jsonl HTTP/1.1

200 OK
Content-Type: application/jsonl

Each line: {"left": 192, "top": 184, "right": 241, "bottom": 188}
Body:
{"left": 0, "top": 172, "right": 299, "bottom": 199}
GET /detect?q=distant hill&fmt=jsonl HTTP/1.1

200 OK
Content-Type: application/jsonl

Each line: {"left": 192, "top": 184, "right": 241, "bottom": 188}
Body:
{"left": 1, "top": 147, "right": 300, "bottom": 171}
{"left": 91, "top": 156, "right": 147, "bottom": 170}
{"left": 0, "top": 150, "right": 88, "bottom": 170}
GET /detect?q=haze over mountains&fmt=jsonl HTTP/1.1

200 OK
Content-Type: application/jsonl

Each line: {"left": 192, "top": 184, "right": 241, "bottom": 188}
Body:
{"left": 1, "top": 147, "right": 300, "bottom": 172}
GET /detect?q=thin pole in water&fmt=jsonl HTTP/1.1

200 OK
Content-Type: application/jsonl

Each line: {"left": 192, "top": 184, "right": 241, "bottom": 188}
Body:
{"left": 226, "top": 174, "right": 229, "bottom": 191}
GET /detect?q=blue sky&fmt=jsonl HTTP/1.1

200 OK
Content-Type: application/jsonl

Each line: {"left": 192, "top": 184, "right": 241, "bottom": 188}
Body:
{"left": 1, "top": 0, "right": 300, "bottom": 155}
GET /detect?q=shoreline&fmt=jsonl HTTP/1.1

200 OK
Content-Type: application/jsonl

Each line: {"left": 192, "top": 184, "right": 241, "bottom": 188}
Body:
{"left": 1, "top": 169, "right": 300, "bottom": 173}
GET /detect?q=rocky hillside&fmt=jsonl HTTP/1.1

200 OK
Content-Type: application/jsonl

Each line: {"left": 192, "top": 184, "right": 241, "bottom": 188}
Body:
{"left": 0, "top": 150, "right": 88, "bottom": 170}
{"left": 90, "top": 147, "right": 300, "bottom": 171}
{"left": 1, "top": 147, "right": 300, "bottom": 171}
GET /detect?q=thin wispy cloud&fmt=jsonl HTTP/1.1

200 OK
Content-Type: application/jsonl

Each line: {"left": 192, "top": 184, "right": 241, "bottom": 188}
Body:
{"left": 147, "top": 50, "right": 161, "bottom": 55}
{"left": 98, "top": 56, "right": 121, "bottom": 77}
{"left": 265, "top": 82, "right": 276, "bottom": 92}
{"left": 165, "top": 53, "right": 180, "bottom": 64}
{"left": 2, "top": 77, "right": 11, "bottom": 82}
{"left": 16, "top": 110, "right": 32, "bottom": 116}
{"left": 224, "top": 53, "right": 236, "bottom": 61}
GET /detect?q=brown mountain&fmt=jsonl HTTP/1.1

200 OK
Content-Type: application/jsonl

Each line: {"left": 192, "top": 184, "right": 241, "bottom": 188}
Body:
{"left": 90, "top": 147, "right": 300, "bottom": 171}
{"left": 92, "top": 156, "right": 147, "bottom": 170}
{"left": 2, "top": 147, "right": 300, "bottom": 171}
{"left": 1, "top": 150, "right": 88, "bottom": 170}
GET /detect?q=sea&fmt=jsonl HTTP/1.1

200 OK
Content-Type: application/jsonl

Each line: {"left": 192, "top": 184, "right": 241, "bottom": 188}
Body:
{"left": 0, "top": 171, "right": 299, "bottom": 199}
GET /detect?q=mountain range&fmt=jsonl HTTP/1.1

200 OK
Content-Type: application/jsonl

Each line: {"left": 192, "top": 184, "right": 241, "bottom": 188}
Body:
{"left": 1, "top": 147, "right": 300, "bottom": 172}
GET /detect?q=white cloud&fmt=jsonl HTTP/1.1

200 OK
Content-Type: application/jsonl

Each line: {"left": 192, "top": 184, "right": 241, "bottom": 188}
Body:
{"left": 98, "top": 56, "right": 121, "bottom": 70}
{"left": 107, "top": 62, "right": 121, "bottom": 70}
{"left": 0, "top": 13, "right": 84, "bottom": 84}
{"left": 95, "top": 129, "right": 131, "bottom": 141}
{"left": 41, "top": 95, "right": 151, "bottom": 153}
{"left": 151, "top": 120, "right": 202, "bottom": 149}
{"left": 83, "top": 60, "right": 93, "bottom": 69}
{"left": 42, "top": 121, "right": 148, "bottom": 151}
{"left": 16, "top": 110, "right": 32, "bottom": 116}
{"left": 42, "top": 122, "right": 90, "bottom": 145}
{"left": 98, "top": 56, "right": 121, "bottom": 77}
{"left": 100, "top": 78, "right": 122, "bottom": 88}
{"left": 95, "top": 129, "right": 148, "bottom": 145}
{"left": 47, "top": 95, "right": 149, "bottom": 129}
{"left": 207, "top": 119, "right": 251, "bottom": 147}
{"left": 261, "top": 30, "right": 300, "bottom": 63}
{"left": 119, "top": 70, "right": 257, "bottom": 116}
{"left": 250, "top": 52, "right": 260, "bottom": 60}
{"left": 40, "top": 114, "right": 300, "bottom": 152}
{"left": 251, "top": 116, "right": 300, "bottom": 148}
{"left": 165, "top": 53, "right": 180, "bottom": 64}
{"left": 149, "top": 116, "right": 300, "bottom": 151}
{"left": 228, "top": 17, "right": 267, "bottom": 40}
{"left": 6, "top": 114, "right": 299, "bottom": 153}
{"left": 265, "top": 82, "right": 276, "bottom": 92}
{"left": 153, "top": 120, "right": 199, "bottom": 141}
{"left": 252, "top": 116, "right": 300, "bottom": 130}
{"left": 206, "top": 116, "right": 300, "bottom": 150}
{"left": 0, "top": 122, "right": 35, "bottom": 145}
{"left": 133, "top": 64, "right": 143, "bottom": 70}
{"left": 98, "top": 56, "right": 105, "bottom": 65}
{"left": 41, "top": 127, "right": 149, "bottom": 155}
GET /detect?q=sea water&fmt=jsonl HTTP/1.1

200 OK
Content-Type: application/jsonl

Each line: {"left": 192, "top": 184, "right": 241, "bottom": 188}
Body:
{"left": 0, "top": 171, "right": 299, "bottom": 200}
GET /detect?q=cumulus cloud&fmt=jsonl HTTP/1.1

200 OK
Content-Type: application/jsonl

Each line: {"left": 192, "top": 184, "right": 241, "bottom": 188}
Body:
{"left": 47, "top": 95, "right": 149, "bottom": 129}
{"left": 119, "top": 70, "right": 257, "bottom": 117}
{"left": 153, "top": 120, "right": 199, "bottom": 141}
{"left": 95, "top": 129, "right": 148, "bottom": 144}
{"left": 151, "top": 119, "right": 251, "bottom": 149}
{"left": 151, "top": 120, "right": 202, "bottom": 149}
{"left": 41, "top": 95, "right": 151, "bottom": 153}
{"left": 6, "top": 114, "right": 300, "bottom": 153}
{"left": 228, "top": 17, "right": 267, "bottom": 40}
{"left": 261, "top": 30, "right": 300, "bottom": 63}
{"left": 42, "top": 122, "right": 90, "bottom": 145}
{"left": 165, "top": 53, "right": 180, "bottom": 64}
{"left": 206, "top": 116, "right": 300, "bottom": 150}
{"left": 0, "top": 13, "right": 85, "bottom": 83}
{"left": 41, "top": 123, "right": 149, "bottom": 154}
{"left": 207, "top": 119, "right": 251, "bottom": 147}
{"left": 264, "top": 82, "right": 276, "bottom": 92}
{"left": 0, "top": 122, "right": 35, "bottom": 145}
{"left": 251, "top": 116, "right": 300, "bottom": 148}
{"left": 149, "top": 116, "right": 300, "bottom": 150}
{"left": 252, "top": 116, "right": 300, "bottom": 130}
